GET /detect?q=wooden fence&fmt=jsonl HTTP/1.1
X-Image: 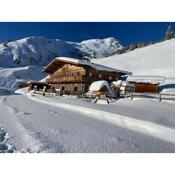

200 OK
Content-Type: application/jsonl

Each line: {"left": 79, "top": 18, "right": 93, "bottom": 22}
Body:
{"left": 126, "top": 92, "right": 175, "bottom": 102}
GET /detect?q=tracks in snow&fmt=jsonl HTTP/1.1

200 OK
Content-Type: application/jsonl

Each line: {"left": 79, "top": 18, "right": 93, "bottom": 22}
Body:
{"left": 29, "top": 95, "right": 175, "bottom": 144}
{"left": 0, "top": 127, "right": 15, "bottom": 153}
{"left": 0, "top": 97, "right": 42, "bottom": 153}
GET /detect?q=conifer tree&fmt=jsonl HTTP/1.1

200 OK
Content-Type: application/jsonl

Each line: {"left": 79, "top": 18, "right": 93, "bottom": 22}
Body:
{"left": 165, "top": 26, "right": 175, "bottom": 40}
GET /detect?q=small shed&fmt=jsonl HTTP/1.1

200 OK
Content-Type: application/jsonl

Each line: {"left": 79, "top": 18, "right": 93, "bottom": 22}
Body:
{"left": 27, "top": 81, "right": 50, "bottom": 91}
{"left": 127, "top": 75, "right": 165, "bottom": 93}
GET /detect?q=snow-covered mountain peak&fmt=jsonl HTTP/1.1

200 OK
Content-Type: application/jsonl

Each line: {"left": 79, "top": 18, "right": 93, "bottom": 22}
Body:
{"left": 80, "top": 37, "right": 121, "bottom": 48}
{"left": 78, "top": 37, "right": 122, "bottom": 58}
{"left": 0, "top": 36, "right": 122, "bottom": 68}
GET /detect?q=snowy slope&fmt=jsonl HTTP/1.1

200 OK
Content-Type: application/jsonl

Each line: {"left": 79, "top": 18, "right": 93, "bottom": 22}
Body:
{"left": 0, "top": 36, "right": 122, "bottom": 67}
{"left": 0, "top": 66, "right": 46, "bottom": 91}
{"left": 93, "top": 39, "right": 175, "bottom": 77}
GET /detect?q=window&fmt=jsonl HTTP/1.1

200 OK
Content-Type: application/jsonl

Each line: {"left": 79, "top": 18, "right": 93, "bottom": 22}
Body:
{"left": 89, "top": 72, "right": 92, "bottom": 77}
{"left": 109, "top": 76, "right": 112, "bottom": 80}
{"left": 61, "top": 87, "right": 65, "bottom": 91}
{"left": 74, "top": 87, "right": 78, "bottom": 91}
{"left": 99, "top": 74, "right": 102, "bottom": 78}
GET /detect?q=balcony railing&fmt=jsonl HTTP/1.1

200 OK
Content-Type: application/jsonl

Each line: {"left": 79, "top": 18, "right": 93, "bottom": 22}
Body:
{"left": 46, "top": 76, "right": 85, "bottom": 83}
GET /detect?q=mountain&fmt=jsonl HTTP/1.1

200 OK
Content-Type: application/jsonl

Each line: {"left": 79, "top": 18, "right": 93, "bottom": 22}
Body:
{"left": 0, "top": 36, "right": 122, "bottom": 67}
{"left": 69, "top": 37, "right": 122, "bottom": 59}
{"left": 0, "top": 36, "right": 122, "bottom": 91}
{"left": 93, "top": 38, "right": 175, "bottom": 77}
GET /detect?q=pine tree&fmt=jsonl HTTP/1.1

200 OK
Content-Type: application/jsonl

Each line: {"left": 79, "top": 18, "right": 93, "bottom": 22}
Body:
{"left": 129, "top": 44, "right": 137, "bottom": 51}
{"left": 165, "top": 26, "right": 175, "bottom": 40}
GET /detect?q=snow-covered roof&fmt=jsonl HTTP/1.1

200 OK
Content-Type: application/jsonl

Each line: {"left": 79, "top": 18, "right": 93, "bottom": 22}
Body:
{"left": 89, "top": 80, "right": 110, "bottom": 92}
{"left": 112, "top": 80, "right": 122, "bottom": 87}
{"left": 161, "top": 88, "right": 175, "bottom": 94}
{"left": 43, "top": 57, "right": 132, "bottom": 75}
{"left": 127, "top": 75, "right": 165, "bottom": 84}
{"left": 112, "top": 80, "right": 134, "bottom": 87}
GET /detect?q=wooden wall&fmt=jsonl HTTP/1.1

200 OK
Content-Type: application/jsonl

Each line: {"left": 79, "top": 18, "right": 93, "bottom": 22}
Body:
{"left": 46, "top": 63, "right": 121, "bottom": 95}
{"left": 134, "top": 83, "right": 158, "bottom": 93}
{"left": 85, "top": 67, "right": 119, "bottom": 83}
{"left": 46, "top": 64, "right": 86, "bottom": 84}
{"left": 52, "top": 83, "right": 84, "bottom": 95}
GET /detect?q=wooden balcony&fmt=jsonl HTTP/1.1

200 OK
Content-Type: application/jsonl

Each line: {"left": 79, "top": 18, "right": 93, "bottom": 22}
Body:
{"left": 46, "top": 76, "right": 85, "bottom": 84}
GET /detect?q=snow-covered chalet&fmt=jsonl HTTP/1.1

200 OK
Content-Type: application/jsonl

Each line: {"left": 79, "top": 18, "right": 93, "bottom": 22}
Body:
{"left": 43, "top": 57, "right": 132, "bottom": 95}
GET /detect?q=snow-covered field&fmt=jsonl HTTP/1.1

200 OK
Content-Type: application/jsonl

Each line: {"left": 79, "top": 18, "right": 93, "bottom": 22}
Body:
{"left": 1, "top": 92, "right": 175, "bottom": 153}
{"left": 93, "top": 38, "right": 175, "bottom": 77}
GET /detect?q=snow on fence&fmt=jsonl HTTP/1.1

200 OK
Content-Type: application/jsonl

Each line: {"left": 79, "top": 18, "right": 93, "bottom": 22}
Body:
{"left": 159, "top": 93, "right": 175, "bottom": 102}
{"left": 127, "top": 92, "right": 175, "bottom": 102}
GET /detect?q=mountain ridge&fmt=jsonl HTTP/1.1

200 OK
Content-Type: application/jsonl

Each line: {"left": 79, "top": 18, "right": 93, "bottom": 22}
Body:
{"left": 0, "top": 36, "right": 122, "bottom": 68}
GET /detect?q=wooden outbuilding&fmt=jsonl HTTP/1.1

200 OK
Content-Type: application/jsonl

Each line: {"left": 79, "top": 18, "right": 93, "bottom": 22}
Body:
{"left": 127, "top": 75, "right": 165, "bottom": 93}
{"left": 27, "top": 81, "right": 50, "bottom": 91}
{"left": 43, "top": 57, "right": 132, "bottom": 95}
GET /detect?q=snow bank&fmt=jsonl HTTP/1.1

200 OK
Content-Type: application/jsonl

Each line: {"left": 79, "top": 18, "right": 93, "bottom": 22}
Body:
{"left": 15, "top": 87, "right": 28, "bottom": 95}
{"left": 28, "top": 94, "right": 175, "bottom": 144}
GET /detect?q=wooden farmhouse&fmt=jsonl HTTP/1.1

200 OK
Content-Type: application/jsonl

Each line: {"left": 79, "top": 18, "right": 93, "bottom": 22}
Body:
{"left": 43, "top": 57, "right": 132, "bottom": 95}
{"left": 127, "top": 75, "right": 165, "bottom": 93}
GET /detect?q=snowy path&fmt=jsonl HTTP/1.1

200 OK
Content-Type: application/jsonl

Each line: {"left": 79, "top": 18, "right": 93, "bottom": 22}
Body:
{"left": 1, "top": 94, "right": 175, "bottom": 152}
{"left": 29, "top": 95, "right": 175, "bottom": 144}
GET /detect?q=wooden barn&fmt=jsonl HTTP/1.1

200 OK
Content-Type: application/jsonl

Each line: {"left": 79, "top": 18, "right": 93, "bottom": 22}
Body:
{"left": 127, "top": 75, "right": 165, "bottom": 93}
{"left": 43, "top": 57, "right": 132, "bottom": 95}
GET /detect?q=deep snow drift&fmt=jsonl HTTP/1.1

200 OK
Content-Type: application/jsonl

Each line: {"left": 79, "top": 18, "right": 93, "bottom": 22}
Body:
{"left": 93, "top": 38, "right": 175, "bottom": 77}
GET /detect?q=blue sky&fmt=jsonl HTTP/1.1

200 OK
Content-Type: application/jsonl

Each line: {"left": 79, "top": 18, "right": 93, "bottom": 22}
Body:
{"left": 0, "top": 22, "right": 174, "bottom": 46}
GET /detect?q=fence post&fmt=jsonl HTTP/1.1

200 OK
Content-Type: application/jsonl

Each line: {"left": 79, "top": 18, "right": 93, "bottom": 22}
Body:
{"left": 159, "top": 94, "right": 161, "bottom": 102}
{"left": 131, "top": 92, "right": 133, "bottom": 100}
{"left": 94, "top": 96, "right": 99, "bottom": 103}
